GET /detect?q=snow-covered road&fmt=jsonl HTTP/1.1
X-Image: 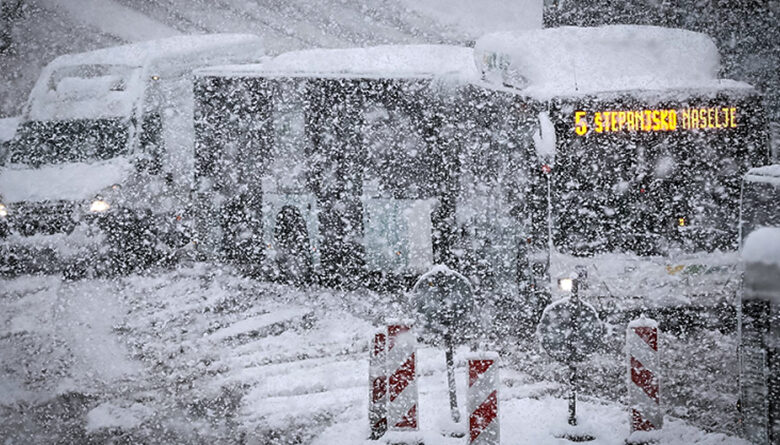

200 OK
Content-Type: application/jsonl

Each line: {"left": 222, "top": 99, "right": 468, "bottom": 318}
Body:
{"left": 0, "top": 265, "right": 750, "bottom": 444}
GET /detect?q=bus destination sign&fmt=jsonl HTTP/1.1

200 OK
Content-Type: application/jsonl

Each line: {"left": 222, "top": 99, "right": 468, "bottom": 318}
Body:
{"left": 573, "top": 107, "right": 738, "bottom": 136}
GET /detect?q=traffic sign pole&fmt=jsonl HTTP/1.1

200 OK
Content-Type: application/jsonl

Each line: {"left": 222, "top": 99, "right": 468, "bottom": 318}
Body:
{"left": 568, "top": 364, "right": 577, "bottom": 426}
{"left": 568, "top": 280, "right": 580, "bottom": 427}
{"left": 412, "top": 265, "right": 474, "bottom": 427}
{"left": 538, "top": 276, "right": 603, "bottom": 440}
{"left": 445, "top": 332, "right": 461, "bottom": 424}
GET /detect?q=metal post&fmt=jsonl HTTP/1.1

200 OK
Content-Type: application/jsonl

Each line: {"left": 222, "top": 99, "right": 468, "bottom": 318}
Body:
{"left": 569, "top": 278, "right": 579, "bottom": 427}
{"left": 568, "top": 363, "right": 577, "bottom": 426}
{"left": 445, "top": 334, "right": 461, "bottom": 423}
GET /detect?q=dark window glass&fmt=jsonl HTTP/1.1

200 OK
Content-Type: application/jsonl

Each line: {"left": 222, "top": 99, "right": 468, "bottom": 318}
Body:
{"left": 9, "top": 118, "right": 130, "bottom": 165}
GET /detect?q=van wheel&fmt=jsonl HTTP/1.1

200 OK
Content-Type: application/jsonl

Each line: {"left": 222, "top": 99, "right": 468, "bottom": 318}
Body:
{"left": 62, "top": 259, "right": 89, "bottom": 281}
{"left": 101, "top": 210, "right": 157, "bottom": 275}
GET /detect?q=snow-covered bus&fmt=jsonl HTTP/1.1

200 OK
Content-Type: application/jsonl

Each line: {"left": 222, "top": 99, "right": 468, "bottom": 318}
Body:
{"left": 194, "top": 26, "right": 769, "bottom": 324}
{"left": 0, "top": 35, "right": 264, "bottom": 275}
{"left": 472, "top": 26, "right": 770, "bottom": 320}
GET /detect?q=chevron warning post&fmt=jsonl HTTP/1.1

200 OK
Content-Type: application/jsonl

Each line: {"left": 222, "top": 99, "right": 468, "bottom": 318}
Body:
{"left": 386, "top": 320, "right": 419, "bottom": 432}
{"left": 467, "top": 352, "right": 499, "bottom": 445}
{"left": 369, "top": 328, "right": 387, "bottom": 439}
{"left": 626, "top": 317, "right": 662, "bottom": 443}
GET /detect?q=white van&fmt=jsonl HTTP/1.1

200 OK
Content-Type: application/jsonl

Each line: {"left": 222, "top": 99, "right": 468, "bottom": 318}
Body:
{"left": 0, "top": 34, "right": 264, "bottom": 275}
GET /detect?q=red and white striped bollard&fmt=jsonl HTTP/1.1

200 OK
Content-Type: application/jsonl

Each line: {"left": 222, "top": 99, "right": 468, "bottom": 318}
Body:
{"left": 468, "top": 352, "right": 500, "bottom": 445}
{"left": 626, "top": 317, "right": 662, "bottom": 443}
{"left": 369, "top": 328, "right": 387, "bottom": 439}
{"left": 387, "top": 321, "right": 419, "bottom": 432}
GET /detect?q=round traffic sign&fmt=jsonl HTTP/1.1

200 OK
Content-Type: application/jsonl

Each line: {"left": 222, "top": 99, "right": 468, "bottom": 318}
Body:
{"left": 412, "top": 265, "right": 474, "bottom": 343}
{"left": 536, "top": 297, "right": 603, "bottom": 363}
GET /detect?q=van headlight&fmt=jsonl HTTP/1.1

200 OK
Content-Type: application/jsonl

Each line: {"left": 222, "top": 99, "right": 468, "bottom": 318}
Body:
{"left": 90, "top": 199, "right": 111, "bottom": 213}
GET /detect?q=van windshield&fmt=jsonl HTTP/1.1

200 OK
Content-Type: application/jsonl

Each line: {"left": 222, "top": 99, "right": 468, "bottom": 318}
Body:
{"left": 8, "top": 118, "right": 130, "bottom": 165}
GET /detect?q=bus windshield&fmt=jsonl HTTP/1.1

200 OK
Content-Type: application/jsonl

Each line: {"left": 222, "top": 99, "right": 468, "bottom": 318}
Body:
{"left": 549, "top": 93, "right": 767, "bottom": 256}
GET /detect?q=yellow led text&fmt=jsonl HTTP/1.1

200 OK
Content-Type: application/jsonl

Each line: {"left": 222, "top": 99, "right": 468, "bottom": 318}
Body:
{"left": 573, "top": 107, "right": 738, "bottom": 136}
{"left": 679, "top": 107, "right": 737, "bottom": 130}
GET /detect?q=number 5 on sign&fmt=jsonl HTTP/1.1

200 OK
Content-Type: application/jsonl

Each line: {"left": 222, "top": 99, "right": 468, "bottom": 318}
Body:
{"left": 574, "top": 111, "right": 588, "bottom": 136}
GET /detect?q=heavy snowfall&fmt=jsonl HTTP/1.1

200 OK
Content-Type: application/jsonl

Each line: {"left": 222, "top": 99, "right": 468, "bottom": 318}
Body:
{"left": 0, "top": 1, "right": 779, "bottom": 445}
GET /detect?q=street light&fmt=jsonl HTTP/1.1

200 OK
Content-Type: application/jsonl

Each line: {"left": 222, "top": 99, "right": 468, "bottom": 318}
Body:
{"left": 558, "top": 276, "right": 579, "bottom": 298}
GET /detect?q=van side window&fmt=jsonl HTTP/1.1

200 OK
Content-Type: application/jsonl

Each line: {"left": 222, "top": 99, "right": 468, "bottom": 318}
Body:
{"left": 140, "top": 112, "right": 163, "bottom": 173}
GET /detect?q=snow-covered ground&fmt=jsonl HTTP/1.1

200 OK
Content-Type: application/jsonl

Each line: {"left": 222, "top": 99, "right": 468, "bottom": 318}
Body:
{"left": 0, "top": 116, "right": 19, "bottom": 143}
{"left": 0, "top": 265, "right": 750, "bottom": 444}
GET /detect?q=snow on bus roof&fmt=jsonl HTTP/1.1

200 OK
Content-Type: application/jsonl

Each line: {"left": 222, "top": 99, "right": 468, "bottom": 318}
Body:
{"left": 744, "top": 164, "right": 780, "bottom": 186}
{"left": 746, "top": 164, "right": 780, "bottom": 179}
{"left": 196, "top": 45, "right": 479, "bottom": 80}
{"left": 474, "top": 25, "right": 752, "bottom": 98}
{"left": 51, "top": 34, "right": 263, "bottom": 68}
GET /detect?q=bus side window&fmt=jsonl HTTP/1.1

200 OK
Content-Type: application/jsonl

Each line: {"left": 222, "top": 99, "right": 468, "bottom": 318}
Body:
{"left": 139, "top": 112, "right": 163, "bottom": 174}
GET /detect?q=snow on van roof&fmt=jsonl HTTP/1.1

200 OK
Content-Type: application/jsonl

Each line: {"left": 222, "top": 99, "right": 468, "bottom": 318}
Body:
{"left": 51, "top": 34, "right": 263, "bottom": 68}
{"left": 26, "top": 34, "right": 263, "bottom": 121}
{"left": 474, "top": 25, "right": 751, "bottom": 98}
{"left": 196, "top": 45, "right": 479, "bottom": 80}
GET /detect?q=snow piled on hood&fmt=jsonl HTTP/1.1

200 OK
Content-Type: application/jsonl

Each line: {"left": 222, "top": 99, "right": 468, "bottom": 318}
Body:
{"left": 0, "top": 157, "right": 131, "bottom": 202}
{"left": 474, "top": 25, "right": 751, "bottom": 97}
{"left": 26, "top": 34, "right": 264, "bottom": 122}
